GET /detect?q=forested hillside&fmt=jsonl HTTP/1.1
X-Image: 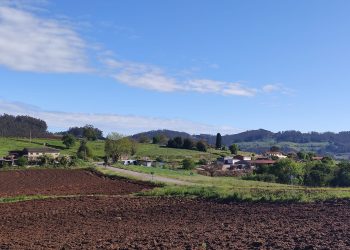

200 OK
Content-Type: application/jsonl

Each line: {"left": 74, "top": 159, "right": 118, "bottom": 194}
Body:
{"left": 132, "top": 129, "right": 350, "bottom": 157}
{"left": 0, "top": 114, "right": 49, "bottom": 138}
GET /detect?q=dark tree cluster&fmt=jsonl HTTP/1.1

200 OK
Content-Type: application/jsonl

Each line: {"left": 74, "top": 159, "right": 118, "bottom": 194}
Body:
{"left": 0, "top": 114, "right": 49, "bottom": 138}
{"left": 61, "top": 125, "right": 104, "bottom": 140}
{"left": 167, "top": 137, "right": 207, "bottom": 152}
{"left": 246, "top": 157, "right": 350, "bottom": 187}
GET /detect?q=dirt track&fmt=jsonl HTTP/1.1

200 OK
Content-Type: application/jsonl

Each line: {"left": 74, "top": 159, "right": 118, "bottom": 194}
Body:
{"left": 0, "top": 169, "right": 154, "bottom": 197}
{"left": 0, "top": 196, "right": 350, "bottom": 249}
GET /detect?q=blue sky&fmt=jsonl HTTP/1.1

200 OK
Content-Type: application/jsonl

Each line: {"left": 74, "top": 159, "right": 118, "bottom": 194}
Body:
{"left": 0, "top": 0, "right": 350, "bottom": 135}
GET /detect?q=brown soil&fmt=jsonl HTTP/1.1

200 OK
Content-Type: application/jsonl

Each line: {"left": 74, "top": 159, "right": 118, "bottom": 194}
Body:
{"left": 0, "top": 196, "right": 350, "bottom": 249}
{"left": 0, "top": 169, "right": 154, "bottom": 197}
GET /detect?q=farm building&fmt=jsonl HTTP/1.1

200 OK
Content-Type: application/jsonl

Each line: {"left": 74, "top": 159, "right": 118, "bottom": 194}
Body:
{"left": 138, "top": 159, "right": 154, "bottom": 167}
{"left": 264, "top": 151, "right": 287, "bottom": 159}
{"left": 0, "top": 147, "right": 60, "bottom": 166}
{"left": 121, "top": 159, "right": 137, "bottom": 165}
{"left": 234, "top": 155, "right": 252, "bottom": 161}
{"left": 217, "top": 156, "right": 240, "bottom": 165}
{"left": 23, "top": 148, "right": 60, "bottom": 161}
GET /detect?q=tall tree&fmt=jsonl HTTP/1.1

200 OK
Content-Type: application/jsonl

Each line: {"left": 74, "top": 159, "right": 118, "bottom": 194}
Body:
{"left": 105, "top": 138, "right": 134, "bottom": 163}
{"left": 77, "top": 139, "right": 93, "bottom": 160}
{"left": 229, "top": 144, "right": 239, "bottom": 155}
{"left": 215, "top": 133, "right": 222, "bottom": 149}
{"left": 106, "top": 132, "right": 124, "bottom": 141}
{"left": 62, "top": 134, "right": 76, "bottom": 149}
{"left": 83, "top": 125, "right": 99, "bottom": 141}
{"left": 183, "top": 138, "right": 194, "bottom": 150}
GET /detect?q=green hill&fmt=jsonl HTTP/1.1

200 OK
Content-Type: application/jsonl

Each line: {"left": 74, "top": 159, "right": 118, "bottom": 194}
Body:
{"left": 0, "top": 138, "right": 234, "bottom": 162}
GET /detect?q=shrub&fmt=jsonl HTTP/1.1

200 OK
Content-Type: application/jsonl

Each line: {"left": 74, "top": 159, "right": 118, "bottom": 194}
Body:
{"left": 62, "top": 134, "right": 76, "bottom": 149}
{"left": 77, "top": 139, "right": 93, "bottom": 160}
{"left": 198, "top": 158, "right": 209, "bottom": 165}
{"left": 196, "top": 141, "right": 207, "bottom": 152}
{"left": 332, "top": 162, "right": 350, "bottom": 187}
{"left": 17, "top": 156, "right": 28, "bottom": 167}
{"left": 303, "top": 161, "right": 335, "bottom": 187}
{"left": 182, "top": 158, "right": 195, "bottom": 170}
{"left": 156, "top": 156, "right": 164, "bottom": 162}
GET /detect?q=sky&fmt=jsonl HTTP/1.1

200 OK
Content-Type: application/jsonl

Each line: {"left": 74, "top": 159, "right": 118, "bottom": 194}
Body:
{"left": 1, "top": 0, "right": 350, "bottom": 135}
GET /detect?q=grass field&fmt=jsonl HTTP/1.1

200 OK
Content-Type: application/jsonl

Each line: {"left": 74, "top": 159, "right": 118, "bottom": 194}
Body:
{"left": 101, "top": 165, "right": 350, "bottom": 202}
{"left": 0, "top": 137, "right": 105, "bottom": 158}
{"left": 0, "top": 137, "right": 231, "bottom": 162}
{"left": 237, "top": 140, "right": 330, "bottom": 154}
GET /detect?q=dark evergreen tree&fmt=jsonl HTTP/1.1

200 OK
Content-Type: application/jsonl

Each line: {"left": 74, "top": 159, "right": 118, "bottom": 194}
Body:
{"left": 215, "top": 133, "right": 222, "bottom": 149}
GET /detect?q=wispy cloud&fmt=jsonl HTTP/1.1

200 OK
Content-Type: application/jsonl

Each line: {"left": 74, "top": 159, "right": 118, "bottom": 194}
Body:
{"left": 0, "top": 4, "right": 90, "bottom": 73}
{"left": 187, "top": 79, "right": 257, "bottom": 96}
{"left": 0, "top": 99, "right": 240, "bottom": 135}
{"left": 262, "top": 84, "right": 294, "bottom": 95}
{"left": 104, "top": 58, "right": 258, "bottom": 96}
{"left": 0, "top": 3, "right": 293, "bottom": 98}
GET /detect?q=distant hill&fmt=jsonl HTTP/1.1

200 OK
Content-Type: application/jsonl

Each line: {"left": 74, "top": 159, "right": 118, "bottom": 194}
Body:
{"left": 132, "top": 129, "right": 350, "bottom": 159}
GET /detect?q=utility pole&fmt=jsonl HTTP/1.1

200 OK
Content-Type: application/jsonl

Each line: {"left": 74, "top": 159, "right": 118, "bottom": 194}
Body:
{"left": 29, "top": 130, "right": 32, "bottom": 143}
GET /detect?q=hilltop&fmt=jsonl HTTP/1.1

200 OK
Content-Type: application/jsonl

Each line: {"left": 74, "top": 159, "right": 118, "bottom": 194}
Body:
{"left": 132, "top": 129, "right": 350, "bottom": 159}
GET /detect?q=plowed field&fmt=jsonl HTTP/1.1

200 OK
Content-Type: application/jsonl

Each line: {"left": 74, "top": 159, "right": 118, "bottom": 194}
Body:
{"left": 0, "top": 169, "right": 153, "bottom": 197}
{"left": 0, "top": 169, "right": 349, "bottom": 249}
{"left": 0, "top": 196, "right": 350, "bottom": 249}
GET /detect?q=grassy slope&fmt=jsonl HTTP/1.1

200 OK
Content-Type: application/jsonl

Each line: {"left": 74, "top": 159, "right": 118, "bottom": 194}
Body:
{"left": 0, "top": 138, "right": 232, "bottom": 162}
{"left": 237, "top": 140, "right": 329, "bottom": 153}
{"left": 134, "top": 143, "right": 232, "bottom": 162}
{"left": 104, "top": 165, "right": 350, "bottom": 202}
{"left": 0, "top": 137, "right": 105, "bottom": 158}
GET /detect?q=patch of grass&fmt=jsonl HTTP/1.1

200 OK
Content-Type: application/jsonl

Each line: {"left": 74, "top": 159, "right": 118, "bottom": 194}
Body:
{"left": 0, "top": 137, "right": 106, "bottom": 158}
{"left": 134, "top": 143, "right": 230, "bottom": 162}
{"left": 114, "top": 165, "right": 350, "bottom": 202}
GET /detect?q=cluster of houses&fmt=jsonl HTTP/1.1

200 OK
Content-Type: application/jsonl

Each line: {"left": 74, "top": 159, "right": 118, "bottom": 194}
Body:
{"left": 120, "top": 157, "right": 165, "bottom": 167}
{"left": 197, "top": 151, "right": 287, "bottom": 177}
{"left": 0, "top": 148, "right": 60, "bottom": 166}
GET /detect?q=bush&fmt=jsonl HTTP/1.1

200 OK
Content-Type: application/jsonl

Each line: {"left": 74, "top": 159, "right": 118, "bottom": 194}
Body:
{"left": 270, "top": 159, "right": 304, "bottom": 184}
{"left": 77, "top": 139, "right": 93, "bottom": 160}
{"left": 182, "top": 158, "right": 195, "bottom": 170}
{"left": 198, "top": 158, "right": 209, "bottom": 165}
{"left": 156, "top": 156, "right": 164, "bottom": 162}
{"left": 330, "top": 161, "right": 350, "bottom": 187}
{"left": 196, "top": 141, "right": 207, "bottom": 152}
{"left": 17, "top": 156, "right": 28, "bottom": 167}
{"left": 303, "top": 161, "right": 335, "bottom": 187}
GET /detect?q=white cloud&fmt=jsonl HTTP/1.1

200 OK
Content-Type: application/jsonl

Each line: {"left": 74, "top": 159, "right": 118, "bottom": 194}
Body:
{"left": 0, "top": 3, "right": 293, "bottom": 98}
{"left": 0, "top": 5, "right": 90, "bottom": 73}
{"left": 105, "top": 59, "right": 182, "bottom": 92}
{"left": 262, "top": 84, "right": 294, "bottom": 95}
{"left": 187, "top": 79, "right": 257, "bottom": 96}
{"left": 104, "top": 59, "right": 258, "bottom": 96}
{"left": 0, "top": 99, "right": 240, "bottom": 135}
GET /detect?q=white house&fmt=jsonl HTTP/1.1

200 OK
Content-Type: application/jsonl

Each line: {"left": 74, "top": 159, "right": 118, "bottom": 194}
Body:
{"left": 264, "top": 151, "right": 287, "bottom": 159}
{"left": 217, "top": 156, "right": 240, "bottom": 165}
{"left": 121, "top": 159, "right": 136, "bottom": 165}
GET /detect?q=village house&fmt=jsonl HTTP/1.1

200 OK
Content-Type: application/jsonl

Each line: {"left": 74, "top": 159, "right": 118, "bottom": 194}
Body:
{"left": 217, "top": 156, "right": 240, "bottom": 165}
{"left": 234, "top": 155, "right": 252, "bottom": 161}
{"left": 121, "top": 159, "right": 137, "bottom": 165}
{"left": 0, "top": 147, "right": 60, "bottom": 166}
{"left": 138, "top": 159, "right": 154, "bottom": 167}
{"left": 24, "top": 148, "right": 60, "bottom": 161}
{"left": 264, "top": 151, "right": 287, "bottom": 159}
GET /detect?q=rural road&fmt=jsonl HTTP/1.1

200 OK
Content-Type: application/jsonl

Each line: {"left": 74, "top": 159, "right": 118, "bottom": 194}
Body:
{"left": 97, "top": 164, "right": 192, "bottom": 186}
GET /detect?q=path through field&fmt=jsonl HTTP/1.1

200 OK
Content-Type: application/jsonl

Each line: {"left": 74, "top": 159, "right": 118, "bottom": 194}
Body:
{"left": 102, "top": 165, "right": 192, "bottom": 186}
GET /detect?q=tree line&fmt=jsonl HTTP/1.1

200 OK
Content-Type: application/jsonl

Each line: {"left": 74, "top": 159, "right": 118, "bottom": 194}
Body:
{"left": 245, "top": 158, "right": 350, "bottom": 187}
{"left": 0, "top": 114, "right": 49, "bottom": 138}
